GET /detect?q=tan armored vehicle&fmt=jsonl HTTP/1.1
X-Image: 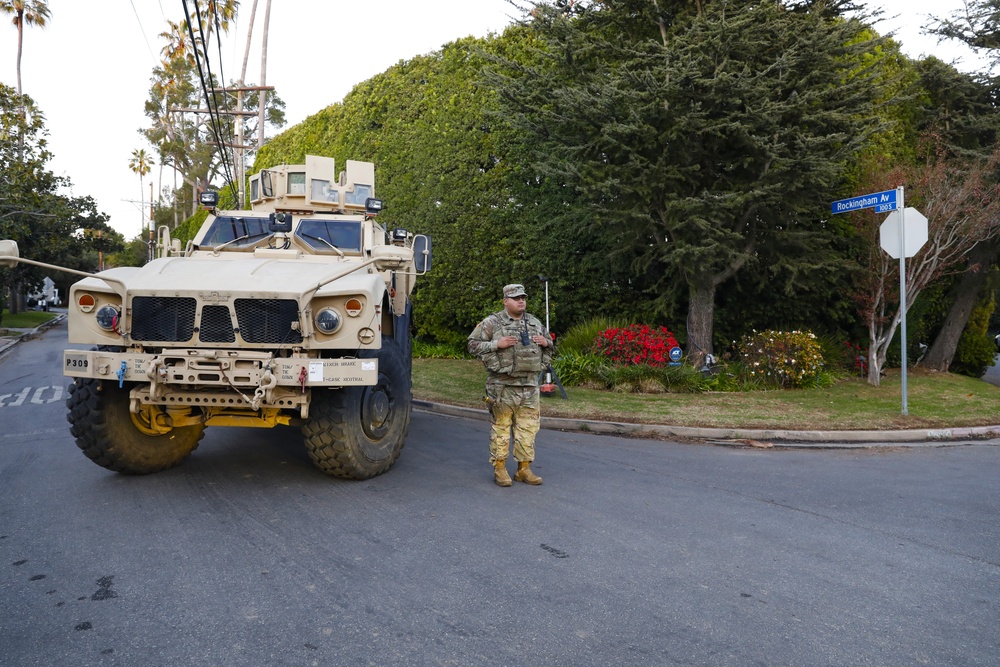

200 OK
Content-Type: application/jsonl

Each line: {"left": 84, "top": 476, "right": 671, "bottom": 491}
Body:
{"left": 0, "top": 156, "right": 430, "bottom": 479}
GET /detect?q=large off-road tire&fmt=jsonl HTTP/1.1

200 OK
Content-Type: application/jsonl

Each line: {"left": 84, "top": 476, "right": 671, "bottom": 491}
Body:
{"left": 66, "top": 379, "right": 205, "bottom": 474}
{"left": 302, "top": 338, "right": 412, "bottom": 479}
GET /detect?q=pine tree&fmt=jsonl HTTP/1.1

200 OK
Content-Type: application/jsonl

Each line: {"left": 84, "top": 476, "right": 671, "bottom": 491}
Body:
{"left": 488, "top": 0, "right": 890, "bottom": 365}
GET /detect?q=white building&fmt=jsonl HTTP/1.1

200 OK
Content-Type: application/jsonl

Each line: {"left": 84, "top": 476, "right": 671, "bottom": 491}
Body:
{"left": 27, "top": 276, "right": 60, "bottom": 310}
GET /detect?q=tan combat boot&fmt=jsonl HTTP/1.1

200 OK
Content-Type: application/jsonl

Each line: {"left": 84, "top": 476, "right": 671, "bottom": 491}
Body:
{"left": 514, "top": 461, "right": 543, "bottom": 485}
{"left": 494, "top": 459, "right": 512, "bottom": 487}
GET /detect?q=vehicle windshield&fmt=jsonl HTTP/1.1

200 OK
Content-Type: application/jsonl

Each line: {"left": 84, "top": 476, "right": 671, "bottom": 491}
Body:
{"left": 201, "top": 216, "right": 273, "bottom": 248}
{"left": 296, "top": 219, "right": 363, "bottom": 253}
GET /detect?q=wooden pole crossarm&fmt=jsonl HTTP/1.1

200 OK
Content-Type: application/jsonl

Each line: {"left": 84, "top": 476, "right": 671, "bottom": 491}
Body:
{"left": 169, "top": 108, "right": 262, "bottom": 116}
{"left": 208, "top": 85, "right": 275, "bottom": 93}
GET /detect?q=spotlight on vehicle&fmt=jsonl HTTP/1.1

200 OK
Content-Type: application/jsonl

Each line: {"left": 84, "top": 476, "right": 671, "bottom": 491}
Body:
{"left": 199, "top": 191, "right": 219, "bottom": 209}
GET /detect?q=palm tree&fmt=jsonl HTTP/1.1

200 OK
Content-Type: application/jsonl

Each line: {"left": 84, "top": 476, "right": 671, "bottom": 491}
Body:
{"left": 128, "top": 148, "right": 154, "bottom": 236}
{"left": 0, "top": 0, "right": 50, "bottom": 96}
{"left": 159, "top": 1, "right": 239, "bottom": 65}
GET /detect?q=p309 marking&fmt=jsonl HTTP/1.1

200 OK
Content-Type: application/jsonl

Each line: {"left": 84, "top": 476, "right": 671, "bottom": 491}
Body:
{"left": 65, "top": 354, "right": 89, "bottom": 370}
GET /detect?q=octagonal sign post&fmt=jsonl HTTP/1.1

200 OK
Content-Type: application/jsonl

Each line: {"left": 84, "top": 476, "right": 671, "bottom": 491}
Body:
{"left": 881, "top": 204, "right": 928, "bottom": 415}
{"left": 880, "top": 208, "right": 928, "bottom": 259}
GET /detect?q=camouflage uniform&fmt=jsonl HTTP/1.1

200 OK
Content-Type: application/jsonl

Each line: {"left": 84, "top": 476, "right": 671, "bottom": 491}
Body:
{"left": 468, "top": 301, "right": 554, "bottom": 465}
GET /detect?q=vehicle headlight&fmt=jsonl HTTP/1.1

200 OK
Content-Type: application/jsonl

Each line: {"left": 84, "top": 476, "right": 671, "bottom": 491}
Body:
{"left": 95, "top": 305, "right": 120, "bottom": 331}
{"left": 315, "top": 308, "right": 342, "bottom": 334}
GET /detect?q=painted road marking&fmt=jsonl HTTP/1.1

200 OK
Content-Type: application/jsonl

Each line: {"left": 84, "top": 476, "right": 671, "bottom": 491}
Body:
{"left": 0, "top": 386, "right": 64, "bottom": 407}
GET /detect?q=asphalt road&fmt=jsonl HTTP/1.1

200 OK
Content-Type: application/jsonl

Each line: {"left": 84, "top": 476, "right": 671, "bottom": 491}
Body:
{"left": 1, "top": 322, "right": 998, "bottom": 666}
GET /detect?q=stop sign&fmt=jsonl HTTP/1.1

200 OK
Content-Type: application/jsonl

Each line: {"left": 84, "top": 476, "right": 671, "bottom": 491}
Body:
{"left": 880, "top": 207, "right": 928, "bottom": 259}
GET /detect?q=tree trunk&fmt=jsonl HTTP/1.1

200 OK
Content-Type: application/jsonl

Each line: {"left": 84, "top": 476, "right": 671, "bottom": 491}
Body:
{"left": 867, "top": 337, "right": 881, "bottom": 386}
{"left": 921, "top": 240, "right": 999, "bottom": 371}
{"left": 9, "top": 286, "right": 21, "bottom": 316}
{"left": 686, "top": 281, "right": 716, "bottom": 369}
{"left": 15, "top": 14, "right": 23, "bottom": 96}
{"left": 172, "top": 167, "right": 179, "bottom": 229}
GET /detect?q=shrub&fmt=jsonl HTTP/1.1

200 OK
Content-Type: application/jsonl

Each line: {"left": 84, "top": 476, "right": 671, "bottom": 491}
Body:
{"left": 557, "top": 316, "right": 629, "bottom": 354}
{"left": 815, "top": 334, "right": 867, "bottom": 378}
{"left": 412, "top": 338, "right": 469, "bottom": 359}
{"left": 951, "top": 295, "right": 996, "bottom": 378}
{"left": 551, "top": 350, "right": 610, "bottom": 387}
{"left": 552, "top": 349, "right": 711, "bottom": 392}
{"left": 597, "top": 362, "right": 709, "bottom": 393}
{"left": 703, "top": 361, "right": 766, "bottom": 392}
{"left": 737, "top": 329, "right": 825, "bottom": 389}
{"left": 593, "top": 324, "right": 681, "bottom": 367}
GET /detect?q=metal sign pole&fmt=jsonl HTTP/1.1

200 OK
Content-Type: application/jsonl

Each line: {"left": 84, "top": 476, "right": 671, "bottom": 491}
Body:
{"left": 544, "top": 280, "right": 550, "bottom": 333}
{"left": 898, "top": 186, "right": 908, "bottom": 416}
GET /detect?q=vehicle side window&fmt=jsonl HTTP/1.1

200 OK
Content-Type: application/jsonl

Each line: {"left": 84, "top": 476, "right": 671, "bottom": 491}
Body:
{"left": 296, "top": 219, "right": 363, "bottom": 252}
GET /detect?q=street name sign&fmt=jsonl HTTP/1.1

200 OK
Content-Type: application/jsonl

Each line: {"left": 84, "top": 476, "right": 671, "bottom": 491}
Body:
{"left": 831, "top": 189, "right": 898, "bottom": 214}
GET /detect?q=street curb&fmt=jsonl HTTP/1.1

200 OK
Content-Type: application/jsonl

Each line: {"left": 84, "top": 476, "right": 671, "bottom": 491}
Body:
{"left": 0, "top": 313, "right": 66, "bottom": 358}
{"left": 412, "top": 399, "right": 1000, "bottom": 448}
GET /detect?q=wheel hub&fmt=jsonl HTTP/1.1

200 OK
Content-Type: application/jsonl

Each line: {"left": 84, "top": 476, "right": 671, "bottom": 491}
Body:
{"left": 361, "top": 382, "right": 393, "bottom": 440}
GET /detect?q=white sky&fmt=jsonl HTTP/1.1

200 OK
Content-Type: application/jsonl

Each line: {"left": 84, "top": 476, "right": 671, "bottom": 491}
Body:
{"left": 0, "top": 0, "right": 992, "bottom": 239}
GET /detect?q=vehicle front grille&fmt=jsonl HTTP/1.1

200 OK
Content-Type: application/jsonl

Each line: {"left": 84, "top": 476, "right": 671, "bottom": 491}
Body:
{"left": 131, "top": 296, "right": 196, "bottom": 342}
{"left": 234, "top": 298, "right": 303, "bottom": 344}
{"left": 129, "top": 296, "right": 302, "bottom": 345}
{"left": 199, "top": 305, "right": 236, "bottom": 343}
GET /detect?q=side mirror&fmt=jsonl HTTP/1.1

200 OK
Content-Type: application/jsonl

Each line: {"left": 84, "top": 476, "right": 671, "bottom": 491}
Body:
{"left": 0, "top": 239, "right": 19, "bottom": 268}
{"left": 413, "top": 235, "right": 432, "bottom": 273}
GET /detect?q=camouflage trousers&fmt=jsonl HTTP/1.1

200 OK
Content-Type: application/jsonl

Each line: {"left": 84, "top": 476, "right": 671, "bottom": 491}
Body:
{"left": 485, "top": 383, "right": 540, "bottom": 464}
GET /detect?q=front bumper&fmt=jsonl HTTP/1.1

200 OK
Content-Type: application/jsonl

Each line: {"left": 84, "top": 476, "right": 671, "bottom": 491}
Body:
{"left": 63, "top": 348, "right": 378, "bottom": 389}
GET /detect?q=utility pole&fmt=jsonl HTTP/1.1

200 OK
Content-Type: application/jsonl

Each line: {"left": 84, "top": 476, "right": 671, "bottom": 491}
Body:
{"left": 170, "top": 0, "right": 274, "bottom": 207}
{"left": 149, "top": 181, "right": 155, "bottom": 263}
{"left": 258, "top": 0, "right": 272, "bottom": 149}
{"left": 173, "top": 93, "right": 271, "bottom": 206}
{"left": 237, "top": 0, "right": 260, "bottom": 208}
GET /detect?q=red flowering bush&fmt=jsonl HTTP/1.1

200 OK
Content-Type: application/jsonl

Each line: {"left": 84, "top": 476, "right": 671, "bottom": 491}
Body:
{"left": 593, "top": 324, "right": 680, "bottom": 367}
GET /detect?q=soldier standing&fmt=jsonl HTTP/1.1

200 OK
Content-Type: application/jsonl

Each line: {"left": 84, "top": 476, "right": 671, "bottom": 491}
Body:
{"left": 468, "top": 284, "right": 554, "bottom": 486}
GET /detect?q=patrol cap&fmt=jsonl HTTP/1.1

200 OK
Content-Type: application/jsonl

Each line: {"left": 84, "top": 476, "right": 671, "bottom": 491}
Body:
{"left": 503, "top": 284, "right": 527, "bottom": 298}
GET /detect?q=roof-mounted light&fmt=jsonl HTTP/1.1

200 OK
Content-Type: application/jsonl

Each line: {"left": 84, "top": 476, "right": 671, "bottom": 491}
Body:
{"left": 269, "top": 211, "right": 293, "bottom": 233}
{"left": 199, "top": 191, "right": 219, "bottom": 209}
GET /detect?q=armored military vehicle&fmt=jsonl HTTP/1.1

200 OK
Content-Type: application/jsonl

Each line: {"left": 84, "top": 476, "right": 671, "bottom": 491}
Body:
{"left": 0, "top": 156, "right": 430, "bottom": 479}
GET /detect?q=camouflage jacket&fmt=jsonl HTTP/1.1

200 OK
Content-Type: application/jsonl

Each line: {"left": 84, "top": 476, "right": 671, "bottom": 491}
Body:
{"left": 467, "top": 309, "right": 554, "bottom": 387}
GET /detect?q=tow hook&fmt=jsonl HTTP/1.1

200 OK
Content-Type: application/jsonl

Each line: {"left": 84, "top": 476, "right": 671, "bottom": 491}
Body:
{"left": 251, "top": 368, "right": 277, "bottom": 410}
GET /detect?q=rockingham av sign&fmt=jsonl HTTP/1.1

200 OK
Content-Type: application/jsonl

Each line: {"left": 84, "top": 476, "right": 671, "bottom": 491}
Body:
{"left": 831, "top": 189, "right": 898, "bottom": 214}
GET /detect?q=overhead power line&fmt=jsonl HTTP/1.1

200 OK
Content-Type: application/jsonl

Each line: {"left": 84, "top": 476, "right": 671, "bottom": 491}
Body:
{"left": 182, "top": 0, "right": 238, "bottom": 204}
{"left": 130, "top": 0, "right": 160, "bottom": 66}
